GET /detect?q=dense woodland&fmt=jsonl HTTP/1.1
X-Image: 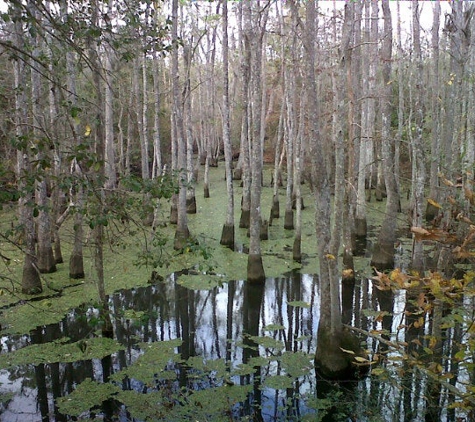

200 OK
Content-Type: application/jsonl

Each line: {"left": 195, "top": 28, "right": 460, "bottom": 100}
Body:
{"left": 1, "top": 0, "right": 475, "bottom": 420}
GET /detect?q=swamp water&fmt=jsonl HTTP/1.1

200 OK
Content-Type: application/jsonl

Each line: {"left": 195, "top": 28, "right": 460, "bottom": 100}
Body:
{"left": 0, "top": 266, "right": 464, "bottom": 421}
{"left": 0, "top": 271, "right": 324, "bottom": 421}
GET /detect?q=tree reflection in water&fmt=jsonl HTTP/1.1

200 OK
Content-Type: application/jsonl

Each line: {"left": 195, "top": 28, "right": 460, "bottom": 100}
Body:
{"left": 0, "top": 270, "right": 470, "bottom": 421}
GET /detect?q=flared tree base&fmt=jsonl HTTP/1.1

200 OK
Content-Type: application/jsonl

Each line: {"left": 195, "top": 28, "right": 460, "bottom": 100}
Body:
{"left": 239, "top": 209, "right": 250, "bottom": 229}
{"left": 292, "top": 194, "right": 305, "bottom": 210}
{"left": 247, "top": 253, "right": 265, "bottom": 283}
{"left": 142, "top": 212, "right": 155, "bottom": 227}
{"left": 233, "top": 168, "right": 242, "bottom": 180}
{"left": 22, "top": 255, "right": 42, "bottom": 295}
{"left": 315, "top": 327, "right": 368, "bottom": 380}
{"left": 203, "top": 185, "right": 210, "bottom": 198}
{"left": 284, "top": 209, "right": 294, "bottom": 230}
{"left": 69, "top": 252, "right": 85, "bottom": 279}
{"left": 270, "top": 195, "right": 280, "bottom": 220}
{"left": 170, "top": 203, "right": 178, "bottom": 224}
{"left": 220, "top": 223, "right": 235, "bottom": 249}
{"left": 293, "top": 235, "right": 301, "bottom": 263}
{"left": 425, "top": 202, "right": 440, "bottom": 224}
{"left": 174, "top": 226, "right": 191, "bottom": 250}
{"left": 355, "top": 217, "right": 367, "bottom": 238}
{"left": 37, "top": 246, "right": 57, "bottom": 274}
{"left": 375, "top": 184, "right": 386, "bottom": 202}
{"left": 370, "top": 241, "right": 395, "bottom": 271}
{"left": 54, "top": 240, "right": 63, "bottom": 264}
{"left": 260, "top": 219, "right": 269, "bottom": 240}
{"left": 187, "top": 196, "right": 197, "bottom": 214}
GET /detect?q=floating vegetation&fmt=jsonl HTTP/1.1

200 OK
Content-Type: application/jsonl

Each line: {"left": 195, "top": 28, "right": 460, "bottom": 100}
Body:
{"left": 0, "top": 337, "right": 123, "bottom": 368}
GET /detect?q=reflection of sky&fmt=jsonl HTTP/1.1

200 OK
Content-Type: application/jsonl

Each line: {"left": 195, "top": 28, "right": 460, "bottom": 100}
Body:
{"left": 1, "top": 270, "right": 466, "bottom": 421}
{"left": 0, "top": 274, "right": 322, "bottom": 421}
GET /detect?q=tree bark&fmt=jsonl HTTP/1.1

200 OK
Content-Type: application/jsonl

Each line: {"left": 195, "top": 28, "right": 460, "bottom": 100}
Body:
{"left": 29, "top": 2, "right": 56, "bottom": 274}
{"left": 13, "top": 4, "right": 42, "bottom": 294}
{"left": 246, "top": 0, "right": 267, "bottom": 283}
{"left": 172, "top": 0, "right": 190, "bottom": 250}
{"left": 371, "top": 0, "right": 398, "bottom": 271}
{"left": 410, "top": 2, "right": 426, "bottom": 272}
{"left": 220, "top": 0, "right": 235, "bottom": 249}
{"left": 238, "top": 1, "right": 251, "bottom": 230}
{"left": 426, "top": 1, "right": 442, "bottom": 223}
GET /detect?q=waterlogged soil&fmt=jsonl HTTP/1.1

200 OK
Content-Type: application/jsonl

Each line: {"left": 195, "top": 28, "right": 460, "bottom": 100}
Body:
{"left": 0, "top": 165, "right": 410, "bottom": 421}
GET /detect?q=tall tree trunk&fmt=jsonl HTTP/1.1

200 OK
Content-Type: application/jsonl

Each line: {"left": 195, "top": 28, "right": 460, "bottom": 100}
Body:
{"left": 283, "top": 31, "right": 295, "bottom": 232}
{"left": 355, "top": 1, "right": 375, "bottom": 239}
{"left": 171, "top": 0, "right": 190, "bottom": 250}
{"left": 293, "top": 91, "right": 304, "bottom": 263}
{"left": 371, "top": 0, "right": 397, "bottom": 271}
{"left": 29, "top": 2, "right": 56, "bottom": 274}
{"left": 183, "top": 43, "right": 197, "bottom": 213}
{"left": 104, "top": 48, "right": 116, "bottom": 190}
{"left": 307, "top": 0, "right": 364, "bottom": 379}
{"left": 246, "top": 0, "right": 267, "bottom": 283}
{"left": 410, "top": 1, "right": 426, "bottom": 272}
{"left": 152, "top": 53, "right": 162, "bottom": 178}
{"left": 395, "top": 0, "right": 404, "bottom": 211}
{"left": 238, "top": 1, "right": 251, "bottom": 230}
{"left": 13, "top": 4, "right": 42, "bottom": 294}
{"left": 270, "top": 97, "right": 285, "bottom": 223}
{"left": 426, "top": 1, "right": 442, "bottom": 223}
{"left": 220, "top": 0, "right": 235, "bottom": 249}
{"left": 46, "top": 0, "right": 63, "bottom": 265}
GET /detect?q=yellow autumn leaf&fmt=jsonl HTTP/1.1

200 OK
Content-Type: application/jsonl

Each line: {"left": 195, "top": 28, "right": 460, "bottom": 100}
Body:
{"left": 411, "top": 227, "right": 430, "bottom": 235}
{"left": 427, "top": 198, "right": 442, "bottom": 209}
{"left": 340, "top": 347, "right": 355, "bottom": 355}
{"left": 84, "top": 125, "right": 91, "bottom": 137}
{"left": 325, "top": 254, "right": 336, "bottom": 260}
{"left": 354, "top": 356, "right": 369, "bottom": 363}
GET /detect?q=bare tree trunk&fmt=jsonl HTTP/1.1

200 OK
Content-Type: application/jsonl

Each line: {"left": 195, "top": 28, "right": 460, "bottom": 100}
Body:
{"left": 355, "top": 0, "right": 375, "bottom": 239}
{"left": 238, "top": 1, "right": 251, "bottom": 229}
{"left": 395, "top": 0, "right": 404, "bottom": 210}
{"left": 246, "top": 0, "right": 267, "bottom": 283}
{"left": 46, "top": 1, "right": 63, "bottom": 265}
{"left": 104, "top": 48, "right": 116, "bottom": 190}
{"left": 13, "top": 4, "right": 42, "bottom": 294}
{"left": 29, "top": 2, "right": 56, "bottom": 275}
{"left": 13, "top": 11, "right": 43, "bottom": 294}
{"left": 371, "top": 0, "right": 398, "bottom": 271}
{"left": 172, "top": 0, "right": 190, "bottom": 250}
{"left": 465, "top": 8, "right": 475, "bottom": 187}
{"left": 220, "top": 0, "right": 235, "bottom": 249}
{"left": 293, "top": 91, "right": 304, "bottom": 263}
{"left": 426, "top": 1, "right": 441, "bottom": 223}
{"left": 308, "top": 0, "right": 364, "bottom": 380}
{"left": 283, "top": 34, "right": 295, "bottom": 231}
{"left": 60, "top": 0, "right": 85, "bottom": 280}
{"left": 410, "top": 2, "right": 426, "bottom": 272}
{"left": 183, "top": 43, "right": 196, "bottom": 213}
{"left": 152, "top": 54, "right": 162, "bottom": 178}
{"left": 270, "top": 98, "right": 285, "bottom": 223}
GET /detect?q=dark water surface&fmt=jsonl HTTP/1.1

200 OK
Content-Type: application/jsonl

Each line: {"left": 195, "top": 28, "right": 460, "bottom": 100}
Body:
{"left": 1, "top": 272, "right": 323, "bottom": 421}
{"left": 0, "top": 269, "right": 468, "bottom": 421}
